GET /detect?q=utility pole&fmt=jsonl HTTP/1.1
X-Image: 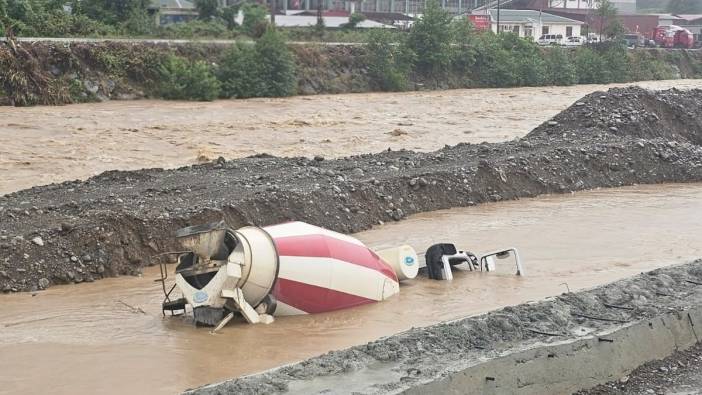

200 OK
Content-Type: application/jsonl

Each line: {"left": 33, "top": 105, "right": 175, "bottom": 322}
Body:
{"left": 496, "top": 0, "right": 501, "bottom": 34}
{"left": 270, "top": 0, "right": 276, "bottom": 27}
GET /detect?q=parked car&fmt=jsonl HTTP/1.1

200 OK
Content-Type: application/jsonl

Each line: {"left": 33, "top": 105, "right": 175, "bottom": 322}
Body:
{"left": 564, "top": 36, "right": 584, "bottom": 47}
{"left": 538, "top": 34, "right": 564, "bottom": 46}
{"left": 585, "top": 33, "right": 600, "bottom": 44}
{"left": 624, "top": 33, "right": 645, "bottom": 48}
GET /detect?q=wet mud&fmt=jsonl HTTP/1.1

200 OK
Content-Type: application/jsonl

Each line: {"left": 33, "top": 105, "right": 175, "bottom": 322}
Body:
{"left": 1, "top": 184, "right": 702, "bottom": 395}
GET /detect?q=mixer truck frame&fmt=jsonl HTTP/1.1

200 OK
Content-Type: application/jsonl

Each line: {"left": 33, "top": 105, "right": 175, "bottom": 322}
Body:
{"left": 155, "top": 221, "right": 524, "bottom": 330}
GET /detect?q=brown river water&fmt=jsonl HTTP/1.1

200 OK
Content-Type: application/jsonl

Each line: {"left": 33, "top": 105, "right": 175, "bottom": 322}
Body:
{"left": 1, "top": 183, "right": 702, "bottom": 395}
{"left": 1, "top": 79, "right": 702, "bottom": 195}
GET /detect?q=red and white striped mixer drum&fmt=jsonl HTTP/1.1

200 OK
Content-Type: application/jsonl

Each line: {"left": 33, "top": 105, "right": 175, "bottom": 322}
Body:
{"left": 173, "top": 220, "right": 416, "bottom": 324}
{"left": 263, "top": 222, "right": 401, "bottom": 315}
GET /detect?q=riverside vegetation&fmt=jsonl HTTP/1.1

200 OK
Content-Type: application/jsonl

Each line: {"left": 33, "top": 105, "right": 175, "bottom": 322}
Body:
{"left": 0, "top": 0, "right": 698, "bottom": 105}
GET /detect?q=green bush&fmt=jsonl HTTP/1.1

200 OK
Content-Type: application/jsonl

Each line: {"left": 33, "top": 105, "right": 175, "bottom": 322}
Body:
{"left": 195, "top": 0, "right": 220, "bottom": 20}
{"left": 599, "top": 44, "right": 630, "bottom": 83}
{"left": 156, "top": 55, "right": 220, "bottom": 101}
{"left": 342, "top": 12, "right": 365, "bottom": 29}
{"left": 499, "top": 32, "right": 546, "bottom": 86}
{"left": 365, "top": 28, "right": 411, "bottom": 91}
{"left": 119, "top": 8, "right": 155, "bottom": 36}
{"left": 255, "top": 28, "right": 297, "bottom": 97}
{"left": 628, "top": 51, "right": 675, "bottom": 81}
{"left": 159, "top": 20, "right": 229, "bottom": 39}
{"left": 218, "top": 28, "right": 296, "bottom": 98}
{"left": 218, "top": 43, "right": 262, "bottom": 98}
{"left": 544, "top": 47, "right": 578, "bottom": 86}
{"left": 471, "top": 33, "right": 519, "bottom": 87}
{"left": 574, "top": 46, "right": 608, "bottom": 84}
{"left": 450, "top": 20, "right": 477, "bottom": 74}
{"left": 35, "top": 10, "right": 118, "bottom": 37}
{"left": 241, "top": 3, "right": 268, "bottom": 38}
{"left": 221, "top": 5, "right": 240, "bottom": 30}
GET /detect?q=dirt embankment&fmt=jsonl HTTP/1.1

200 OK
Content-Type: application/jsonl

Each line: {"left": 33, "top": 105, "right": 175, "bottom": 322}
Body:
{"left": 188, "top": 260, "right": 702, "bottom": 394}
{"left": 1, "top": 40, "right": 702, "bottom": 105}
{"left": 0, "top": 41, "right": 369, "bottom": 105}
{"left": 1, "top": 87, "right": 702, "bottom": 292}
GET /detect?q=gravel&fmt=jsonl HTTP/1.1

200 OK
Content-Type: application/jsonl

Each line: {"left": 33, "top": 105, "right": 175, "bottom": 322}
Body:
{"left": 577, "top": 341, "right": 702, "bottom": 395}
{"left": 1, "top": 87, "right": 702, "bottom": 292}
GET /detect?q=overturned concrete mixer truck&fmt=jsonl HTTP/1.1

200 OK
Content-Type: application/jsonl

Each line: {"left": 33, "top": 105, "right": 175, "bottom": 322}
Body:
{"left": 157, "top": 221, "right": 524, "bottom": 328}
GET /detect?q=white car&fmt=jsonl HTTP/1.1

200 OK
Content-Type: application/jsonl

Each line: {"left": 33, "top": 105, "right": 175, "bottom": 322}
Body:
{"left": 585, "top": 33, "right": 600, "bottom": 43}
{"left": 564, "top": 36, "right": 584, "bottom": 46}
{"left": 538, "top": 34, "right": 564, "bottom": 46}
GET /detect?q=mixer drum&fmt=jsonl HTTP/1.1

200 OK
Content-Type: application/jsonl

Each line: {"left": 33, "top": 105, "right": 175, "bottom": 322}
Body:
{"left": 172, "top": 221, "right": 404, "bottom": 324}
{"left": 263, "top": 222, "right": 400, "bottom": 316}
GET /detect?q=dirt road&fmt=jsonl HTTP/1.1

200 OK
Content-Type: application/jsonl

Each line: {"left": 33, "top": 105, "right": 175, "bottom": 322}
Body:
{"left": 2, "top": 183, "right": 702, "bottom": 395}
{"left": 1, "top": 79, "right": 701, "bottom": 195}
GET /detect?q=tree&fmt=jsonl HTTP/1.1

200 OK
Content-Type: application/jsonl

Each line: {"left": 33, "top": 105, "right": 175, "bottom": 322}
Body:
{"left": 342, "top": 12, "right": 365, "bottom": 29}
{"left": 195, "top": 0, "right": 219, "bottom": 20}
{"left": 157, "top": 55, "right": 221, "bottom": 101}
{"left": 218, "top": 28, "right": 296, "bottom": 98}
{"left": 450, "top": 18, "right": 477, "bottom": 74}
{"left": 544, "top": 47, "right": 578, "bottom": 86}
{"left": 314, "top": 0, "right": 324, "bottom": 36}
{"left": 255, "top": 28, "right": 296, "bottom": 96}
{"left": 75, "top": 0, "right": 150, "bottom": 24}
{"left": 221, "top": 5, "right": 239, "bottom": 30}
{"left": 595, "top": 0, "right": 623, "bottom": 41}
{"left": 0, "top": 0, "right": 11, "bottom": 37}
{"left": 405, "top": 0, "right": 453, "bottom": 77}
{"left": 499, "top": 32, "right": 546, "bottom": 86}
{"left": 365, "top": 28, "right": 411, "bottom": 91}
{"left": 667, "top": 0, "right": 702, "bottom": 14}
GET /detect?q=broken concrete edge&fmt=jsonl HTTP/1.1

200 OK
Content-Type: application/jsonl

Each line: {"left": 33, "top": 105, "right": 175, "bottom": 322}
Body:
{"left": 185, "top": 259, "right": 702, "bottom": 395}
{"left": 404, "top": 307, "right": 702, "bottom": 395}
{"left": 576, "top": 332, "right": 702, "bottom": 394}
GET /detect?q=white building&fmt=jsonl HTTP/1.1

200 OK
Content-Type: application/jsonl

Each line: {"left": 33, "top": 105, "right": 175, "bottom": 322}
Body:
{"left": 484, "top": 9, "right": 583, "bottom": 39}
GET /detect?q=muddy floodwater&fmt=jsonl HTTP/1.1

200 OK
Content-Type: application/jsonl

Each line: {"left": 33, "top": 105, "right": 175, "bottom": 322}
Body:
{"left": 2, "top": 79, "right": 702, "bottom": 195}
{"left": 1, "top": 183, "right": 702, "bottom": 394}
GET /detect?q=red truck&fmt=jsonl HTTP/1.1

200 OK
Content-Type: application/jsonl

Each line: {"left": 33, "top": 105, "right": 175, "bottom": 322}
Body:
{"left": 653, "top": 25, "right": 695, "bottom": 49}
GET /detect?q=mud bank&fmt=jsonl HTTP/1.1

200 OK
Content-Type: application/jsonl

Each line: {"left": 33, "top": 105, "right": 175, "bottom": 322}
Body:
{"left": 188, "top": 260, "right": 702, "bottom": 394}
{"left": 1, "top": 86, "right": 702, "bottom": 292}
{"left": 1, "top": 40, "right": 702, "bottom": 106}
